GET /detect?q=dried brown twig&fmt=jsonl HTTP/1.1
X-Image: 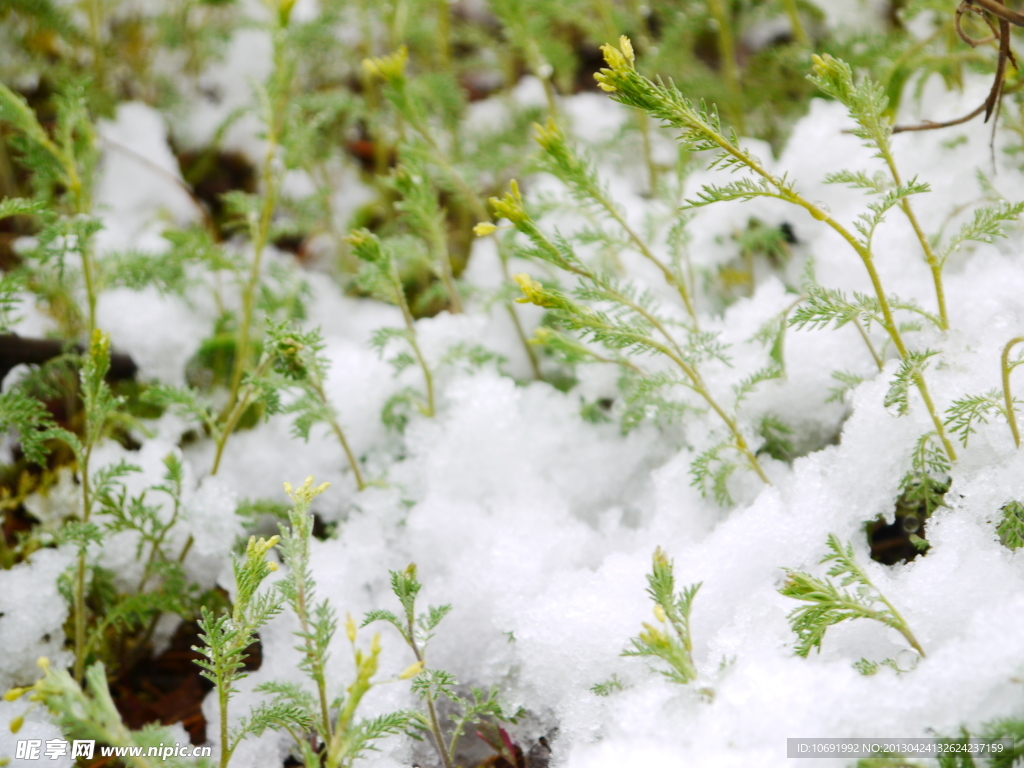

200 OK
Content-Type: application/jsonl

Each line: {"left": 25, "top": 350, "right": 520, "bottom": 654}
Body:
{"left": 894, "top": 0, "right": 1022, "bottom": 134}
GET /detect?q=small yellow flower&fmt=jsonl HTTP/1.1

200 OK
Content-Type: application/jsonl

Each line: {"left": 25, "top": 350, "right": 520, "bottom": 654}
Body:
{"left": 362, "top": 46, "right": 409, "bottom": 82}
{"left": 370, "top": 633, "right": 382, "bottom": 654}
{"left": 473, "top": 222, "right": 498, "bottom": 237}
{"left": 600, "top": 43, "right": 626, "bottom": 71}
{"left": 3, "top": 688, "right": 27, "bottom": 702}
{"left": 399, "top": 660, "right": 425, "bottom": 679}
{"left": 619, "top": 36, "right": 634, "bottom": 64}
{"left": 346, "top": 612, "right": 358, "bottom": 642}
{"left": 513, "top": 274, "right": 545, "bottom": 305}
{"left": 653, "top": 604, "right": 667, "bottom": 624}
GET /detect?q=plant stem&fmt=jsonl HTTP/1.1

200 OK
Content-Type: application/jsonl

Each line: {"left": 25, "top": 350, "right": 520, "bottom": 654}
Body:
{"left": 393, "top": 266, "right": 435, "bottom": 417}
{"left": 854, "top": 320, "right": 884, "bottom": 372}
{"left": 1003, "top": 336, "right": 1024, "bottom": 448}
{"left": 780, "top": 0, "right": 810, "bottom": 46}
{"left": 406, "top": 615, "right": 454, "bottom": 768}
{"left": 878, "top": 148, "right": 949, "bottom": 330}
{"left": 309, "top": 376, "right": 367, "bottom": 490}
{"left": 213, "top": 355, "right": 274, "bottom": 474}
{"left": 425, "top": 219, "right": 463, "bottom": 313}
{"left": 219, "top": 670, "right": 231, "bottom": 768}
{"left": 293, "top": 563, "right": 332, "bottom": 740}
{"left": 435, "top": 0, "right": 451, "bottom": 70}
{"left": 73, "top": 443, "right": 94, "bottom": 684}
{"left": 876, "top": 594, "right": 926, "bottom": 658}
{"left": 589, "top": 183, "right": 699, "bottom": 325}
{"left": 706, "top": 0, "right": 745, "bottom": 135}
{"left": 638, "top": 110, "right": 659, "bottom": 193}
{"left": 689, "top": 127, "right": 958, "bottom": 461}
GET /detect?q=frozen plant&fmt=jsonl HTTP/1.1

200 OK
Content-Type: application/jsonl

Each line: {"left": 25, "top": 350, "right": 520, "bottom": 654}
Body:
{"left": 247, "top": 477, "right": 406, "bottom": 767}
{"left": 193, "top": 533, "right": 281, "bottom": 768}
{"left": 530, "top": 118, "right": 698, "bottom": 324}
{"left": 6, "top": 659, "right": 200, "bottom": 768}
{"left": 624, "top": 547, "right": 703, "bottom": 686}
{"left": 365, "top": 564, "right": 522, "bottom": 768}
{"left": 267, "top": 324, "right": 367, "bottom": 491}
{"left": 347, "top": 229, "right": 437, "bottom": 425}
{"left": 491, "top": 181, "right": 773, "bottom": 501}
{"left": 944, "top": 335, "right": 1024, "bottom": 449}
{"left": 362, "top": 45, "right": 543, "bottom": 378}
{"left": 780, "top": 534, "right": 925, "bottom": 659}
{"left": 594, "top": 37, "right": 971, "bottom": 464}
{"left": 0, "top": 81, "right": 100, "bottom": 336}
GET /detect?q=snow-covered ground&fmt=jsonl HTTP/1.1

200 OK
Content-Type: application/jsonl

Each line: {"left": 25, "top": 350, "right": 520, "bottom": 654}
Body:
{"left": 5, "top": 5, "right": 1024, "bottom": 767}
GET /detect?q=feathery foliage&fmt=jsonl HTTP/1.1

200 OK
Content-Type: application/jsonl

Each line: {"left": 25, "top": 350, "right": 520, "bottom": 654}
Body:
{"left": 780, "top": 534, "right": 925, "bottom": 659}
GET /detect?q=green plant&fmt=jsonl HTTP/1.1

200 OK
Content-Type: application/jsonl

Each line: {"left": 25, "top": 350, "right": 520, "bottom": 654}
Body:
{"left": 362, "top": 45, "right": 543, "bottom": 378}
{"left": 243, "top": 477, "right": 406, "bottom": 768}
{"left": 365, "top": 564, "right": 521, "bottom": 768}
{"left": 624, "top": 547, "right": 702, "bottom": 685}
{"left": 594, "top": 38, "right": 962, "bottom": 464}
{"left": 491, "top": 181, "right": 772, "bottom": 500}
{"left": 780, "top": 534, "right": 925, "bottom": 659}
{"left": 268, "top": 324, "right": 367, "bottom": 491}
{"left": 7, "top": 659, "right": 204, "bottom": 768}
{"left": 347, "top": 229, "right": 437, "bottom": 424}
{"left": 194, "top": 533, "right": 281, "bottom": 768}
{"left": 531, "top": 118, "right": 698, "bottom": 324}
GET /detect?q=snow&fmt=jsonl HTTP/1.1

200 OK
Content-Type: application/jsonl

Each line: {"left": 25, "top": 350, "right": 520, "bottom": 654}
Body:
{"left": 7, "top": 14, "right": 1024, "bottom": 768}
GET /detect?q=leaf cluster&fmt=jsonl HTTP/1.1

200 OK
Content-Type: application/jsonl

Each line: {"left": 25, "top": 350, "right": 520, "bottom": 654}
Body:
{"left": 623, "top": 547, "right": 702, "bottom": 685}
{"left": 779, "top": 534, "right": 923, "bottom": 658}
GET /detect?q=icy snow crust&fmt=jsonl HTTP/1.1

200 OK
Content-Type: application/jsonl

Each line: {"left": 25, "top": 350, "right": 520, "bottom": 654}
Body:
{"left": 6, "top": 40, "right": 1024, "bottom": 768}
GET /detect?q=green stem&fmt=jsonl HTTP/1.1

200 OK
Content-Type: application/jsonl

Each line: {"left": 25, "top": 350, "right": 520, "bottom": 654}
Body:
{"left": 589, "top": 184, "right": 699, "bottom": 325}
{"left": 854, "top": 320, "right": 884, "bottom": 372}
{"left": 879, "top": 148, "right": 949, "bottom": 330}
{"left": 72, "top": 446, "right": 94, "bottom": 685}
{"left": 294, "top": 562, "right": 332, "bottom": 740}
{"left": 436, "top": 0, "right": 451, "bottom": 69}
{"left": 310, "top": 377, "right": 367, "bottom": 490}
{"left": 876, "top": 595, "right": 926, "bottom": 658}
{"left": 394, "top": 267, "right": 435, "bottom": 417}
{"left": 406, "top": 616, "right": 454, "bottom": 768}
{"left": 694, "top": 129, "right": 957, "bottom": 462}
{"left": 780, "top": 0, "right": 810, "bottom": 46}
{"left": 706, "top": 0, "right": 745, "bottom": 135}
{"left": 219, "top": 670, "right": 231, "bottom": 768}
{"left": 638, "top": 110, "right": 659, "bottom": 194}
{"left": 1003, "top": 336, "right": 1024, "bottom": 448}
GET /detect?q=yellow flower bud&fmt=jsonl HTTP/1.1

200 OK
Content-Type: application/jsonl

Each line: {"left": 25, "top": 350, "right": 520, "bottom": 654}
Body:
{"left": 9, "top": 715, "right": 23, "bottom": 734}
{"left": 267, "top": 561, "right": 278, "bottom": 572}
{"left": 600, "top": 43, "right": 625, "bottom": 71}
{"left": 36, "top": 657, "right": 49, "bottom": 670}
{"left": 371, "top": 633, "right": 382, "bottom": 654}
{"left": 346, "top": 612, "right": 357, "bottom": 642}
{"left": 619, "top": 36, "right": 634, "bottom": 64}
{"left": 653, "top": 604, "right": 667, "bottom": 623}
{"left": 363, "top": 46, "right": 409, "bottom": 82}
{"left": 473, "top": 222, "right": 498, "bottom": 237}
{"left": 399, "top": 660, "right": 425, "bottom": 679}
{"left": 3, "top": 688, "right": 26, "bottom": 702}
